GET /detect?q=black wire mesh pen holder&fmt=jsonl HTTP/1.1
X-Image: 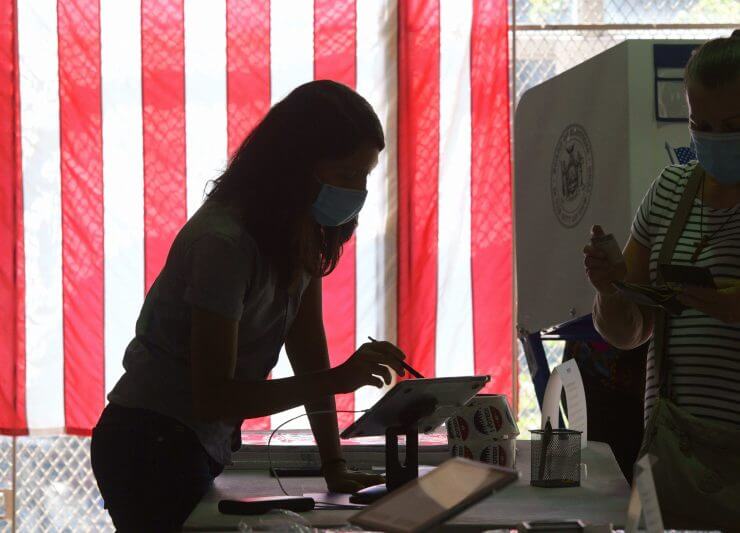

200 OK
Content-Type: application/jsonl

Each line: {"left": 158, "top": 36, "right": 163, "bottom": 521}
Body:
{"left": 530, "top": 429, "right": 582, "bottom": 488}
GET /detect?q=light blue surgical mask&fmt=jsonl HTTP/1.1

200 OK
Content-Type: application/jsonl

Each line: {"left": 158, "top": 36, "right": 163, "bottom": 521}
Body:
{"left": 690, "top": 129, "right": 740, "bottom": 185}
{"left": 311, "top": 182, "right": 367, "bottom": 226}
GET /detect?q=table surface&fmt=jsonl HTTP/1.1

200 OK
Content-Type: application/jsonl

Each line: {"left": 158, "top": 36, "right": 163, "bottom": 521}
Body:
{"left": 184, "top": 440, "right": 630, "bottom": 531}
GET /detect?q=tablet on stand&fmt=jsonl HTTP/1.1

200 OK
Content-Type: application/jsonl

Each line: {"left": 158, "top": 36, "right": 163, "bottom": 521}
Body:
{"left": 339, "top": 375, "right": 490, "bottom": 504}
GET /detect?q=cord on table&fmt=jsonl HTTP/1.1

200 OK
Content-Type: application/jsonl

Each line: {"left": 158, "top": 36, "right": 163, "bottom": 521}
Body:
{"left": 265, "top": 409, "right": 371, "bottom": 510}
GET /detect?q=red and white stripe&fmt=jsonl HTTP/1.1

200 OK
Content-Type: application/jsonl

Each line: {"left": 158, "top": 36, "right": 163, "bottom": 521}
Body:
{"left": 0, "top": 0, "right": 512, "bottom": 435}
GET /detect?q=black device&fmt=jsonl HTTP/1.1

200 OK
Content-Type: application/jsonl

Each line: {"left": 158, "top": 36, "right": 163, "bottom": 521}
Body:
{"left": 339, "top": 375, "right": 490, "bottom": 504}
{"left": 218, "top": 496, "right": 315, "bottom": 515}
{"left": 659, "top": 263, "right": 715, "bottom": 288}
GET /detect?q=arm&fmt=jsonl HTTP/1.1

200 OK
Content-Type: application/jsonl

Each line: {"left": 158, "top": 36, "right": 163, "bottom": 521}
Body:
{"left": 285, "top": 277, "right": 400, "bottom": 492}
{"left": 284, "top": 277, "right": 342, "bottom": 466}
{"left": 190, "top": 307, "right": 342, "bottom": 421}
{"left": 587, "top": 229, "right": 655, "bottom": 350}
{"left": 190, "top": 284, "right": 404, "bottom": 423}
{"left": 677, "top": 282, "right": 740, "bottom": 325}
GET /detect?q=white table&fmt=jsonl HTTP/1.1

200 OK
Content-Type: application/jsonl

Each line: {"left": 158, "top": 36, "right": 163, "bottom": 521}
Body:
{"left": 184, "top": 441, "right": 630, "bottom": 531}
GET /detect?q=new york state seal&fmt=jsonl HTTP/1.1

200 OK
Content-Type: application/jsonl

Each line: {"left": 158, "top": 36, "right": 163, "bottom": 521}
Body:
{"left": 550, "top": 124, "right": 593, "bottom": 228}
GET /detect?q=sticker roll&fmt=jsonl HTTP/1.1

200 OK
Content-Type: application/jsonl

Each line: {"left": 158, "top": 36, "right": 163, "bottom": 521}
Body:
{"left": 445, "top": 394, "right": 519, "bottom": 441}
{"left": 449, "top": 437, "right": 517, "bottom": 468}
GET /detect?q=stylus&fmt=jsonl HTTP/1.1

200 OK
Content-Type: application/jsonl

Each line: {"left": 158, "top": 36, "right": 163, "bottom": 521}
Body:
{"left": 368, "top": 336, "right": 425, "bottom": 379}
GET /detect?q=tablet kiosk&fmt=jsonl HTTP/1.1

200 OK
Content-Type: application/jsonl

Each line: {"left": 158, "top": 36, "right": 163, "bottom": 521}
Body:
{"left": 349, "top": 457, "right": 518, "bottom": 533}
{"left": 340, "top": 375, "right": 490, "bottom": 504}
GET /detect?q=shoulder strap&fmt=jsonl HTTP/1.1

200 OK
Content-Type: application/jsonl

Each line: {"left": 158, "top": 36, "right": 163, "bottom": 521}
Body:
{"left": 653, "top": 163, "right": 704, "bottom": 398}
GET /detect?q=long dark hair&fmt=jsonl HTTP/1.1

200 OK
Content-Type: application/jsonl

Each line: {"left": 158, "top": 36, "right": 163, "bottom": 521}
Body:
{"left": 207, "top": 80, "right": 385, "bottom": 288}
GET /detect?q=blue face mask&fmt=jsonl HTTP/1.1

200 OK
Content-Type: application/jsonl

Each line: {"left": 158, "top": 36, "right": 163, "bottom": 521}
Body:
{"left": 311, "top": 182, "right": 368, "bottom": 227}
{"left": 690, "top": 129, "right": 740, "bottom": 185}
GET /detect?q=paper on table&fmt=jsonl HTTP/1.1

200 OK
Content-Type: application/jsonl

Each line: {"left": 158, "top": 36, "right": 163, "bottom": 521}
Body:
{"left": 541, "top": 359, "right": 588, "bottom": 447}
{"left": 625, "top": 479, "right": 641, "bottom": 533}
{"left": 636, "top": 455, "right": 664, "bottom": 533}
{"left": 625, "top": 454, "right": 663, "bottom": 533}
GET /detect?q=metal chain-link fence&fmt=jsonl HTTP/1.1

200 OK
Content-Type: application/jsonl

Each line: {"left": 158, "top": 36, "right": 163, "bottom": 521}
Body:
{"left": 0, "top": 436, "right": 113, "bottom": 532}
{"left": 14, "top": 438, "right": 112, "bottom": 532}
{"left": 517, "top": 340, "right": 564, "bottom": 438}
{"left": 0, "top": 437, "right": 12, "bottom": 532}
{"left": 514, "top": 27, "right": 730, "bottom": 103}
{"left": 516, "top": 0, "right": 739, "bottom": 25}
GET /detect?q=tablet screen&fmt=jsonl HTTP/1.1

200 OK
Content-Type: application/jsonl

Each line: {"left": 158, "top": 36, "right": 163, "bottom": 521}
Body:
{"left": 350, "top": 458, "right": 517, "bottom": 533}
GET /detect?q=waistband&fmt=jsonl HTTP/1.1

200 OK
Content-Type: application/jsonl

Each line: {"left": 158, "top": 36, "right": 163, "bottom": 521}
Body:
{"left": 97, "top": 402, "right": 192, "bottom": 434}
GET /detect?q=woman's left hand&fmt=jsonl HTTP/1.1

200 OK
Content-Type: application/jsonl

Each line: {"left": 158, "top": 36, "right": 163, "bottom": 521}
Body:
{"left": 677, "top": 283, "right": 740, "bottom": 324}
{"left": 322, "top": 460, "right": 384, "bottom": 493}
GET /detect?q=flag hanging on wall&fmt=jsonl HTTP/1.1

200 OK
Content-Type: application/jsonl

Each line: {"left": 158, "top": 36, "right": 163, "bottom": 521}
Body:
{"left": 0, "top": 0, "right": 511, "bottom": 435}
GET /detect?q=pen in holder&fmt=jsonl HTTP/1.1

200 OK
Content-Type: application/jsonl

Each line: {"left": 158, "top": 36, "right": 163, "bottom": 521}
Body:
{"left": 530, "top": 420, "right": 582, "bottom": 488}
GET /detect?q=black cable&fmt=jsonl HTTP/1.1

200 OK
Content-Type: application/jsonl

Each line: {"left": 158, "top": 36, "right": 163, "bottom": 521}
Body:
{"left": 265, "top": 409, "right": 370, "bottom": 510}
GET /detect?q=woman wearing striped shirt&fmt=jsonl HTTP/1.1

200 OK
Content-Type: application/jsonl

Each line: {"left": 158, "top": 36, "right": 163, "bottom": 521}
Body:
{"left": 586, "top": 31, "right": 740, "bottom": 430}
{"left": 584, "top": 32, "right": 740, "bottom": 526}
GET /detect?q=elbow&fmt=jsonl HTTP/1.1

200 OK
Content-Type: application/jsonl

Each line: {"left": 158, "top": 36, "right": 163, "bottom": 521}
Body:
{"left": 593, "top": 313, "right": 650, "bottom": 351}
{"left": 592, "top": 305, "right": 617, "bottom": 346}
{"left": 593, "top": 317, "right": 638, "bottom": 351}
{"left": 592, "top": 303, "right": 644, "bottom": 351}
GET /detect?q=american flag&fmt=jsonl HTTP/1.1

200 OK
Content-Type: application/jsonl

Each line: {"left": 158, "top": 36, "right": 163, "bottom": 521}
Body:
{"left": 0, "top": 0, "right": 512, "bottom": 435}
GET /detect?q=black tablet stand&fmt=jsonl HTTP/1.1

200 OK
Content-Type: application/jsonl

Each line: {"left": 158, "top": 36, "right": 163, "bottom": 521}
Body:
{"left": 350, "top": 397, "right": 438, "bottom": 504}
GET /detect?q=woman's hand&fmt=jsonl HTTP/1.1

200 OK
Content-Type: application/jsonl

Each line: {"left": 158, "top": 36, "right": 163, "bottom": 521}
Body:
{"left": 332, "top": 341, "right": 407, "bottom": 394}
{"left": 583, "top": 225, "right": 627, "bottom": 294}
{"left": 322, "top": 460, "right": 384, "bottom": 493}
{"left": 677, "top": 282, "right": 740, "bottom": 324}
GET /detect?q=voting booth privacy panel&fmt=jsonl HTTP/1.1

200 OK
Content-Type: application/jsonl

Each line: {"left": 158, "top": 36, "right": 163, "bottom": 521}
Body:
{"left": 515, "top": 40, "right": 700, "bottom": 335}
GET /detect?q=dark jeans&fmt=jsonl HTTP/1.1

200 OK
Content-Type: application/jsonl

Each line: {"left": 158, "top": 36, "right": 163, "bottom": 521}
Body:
{"left": 91, "top": 403, "right": 224, "bottom": 532}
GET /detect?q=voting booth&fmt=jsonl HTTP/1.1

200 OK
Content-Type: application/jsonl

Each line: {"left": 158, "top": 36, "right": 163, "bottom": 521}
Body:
{"left": 514, "top": 40, "right": 701, "bottom": 405}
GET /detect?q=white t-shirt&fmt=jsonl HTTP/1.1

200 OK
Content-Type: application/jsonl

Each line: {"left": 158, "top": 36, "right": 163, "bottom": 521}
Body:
{"left": 631, "top": 161, "right": 740, "bottom": 428}
{"left": 109, "top": 200, "right": 311, "bottom": 464}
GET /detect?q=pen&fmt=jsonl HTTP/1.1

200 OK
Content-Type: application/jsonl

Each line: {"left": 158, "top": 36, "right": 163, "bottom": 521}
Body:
{"left": 367, "top": 336, "right": 425, "bottom": 379}
{"left": 539, "top": 416, "right": 552, "bottom": 481}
